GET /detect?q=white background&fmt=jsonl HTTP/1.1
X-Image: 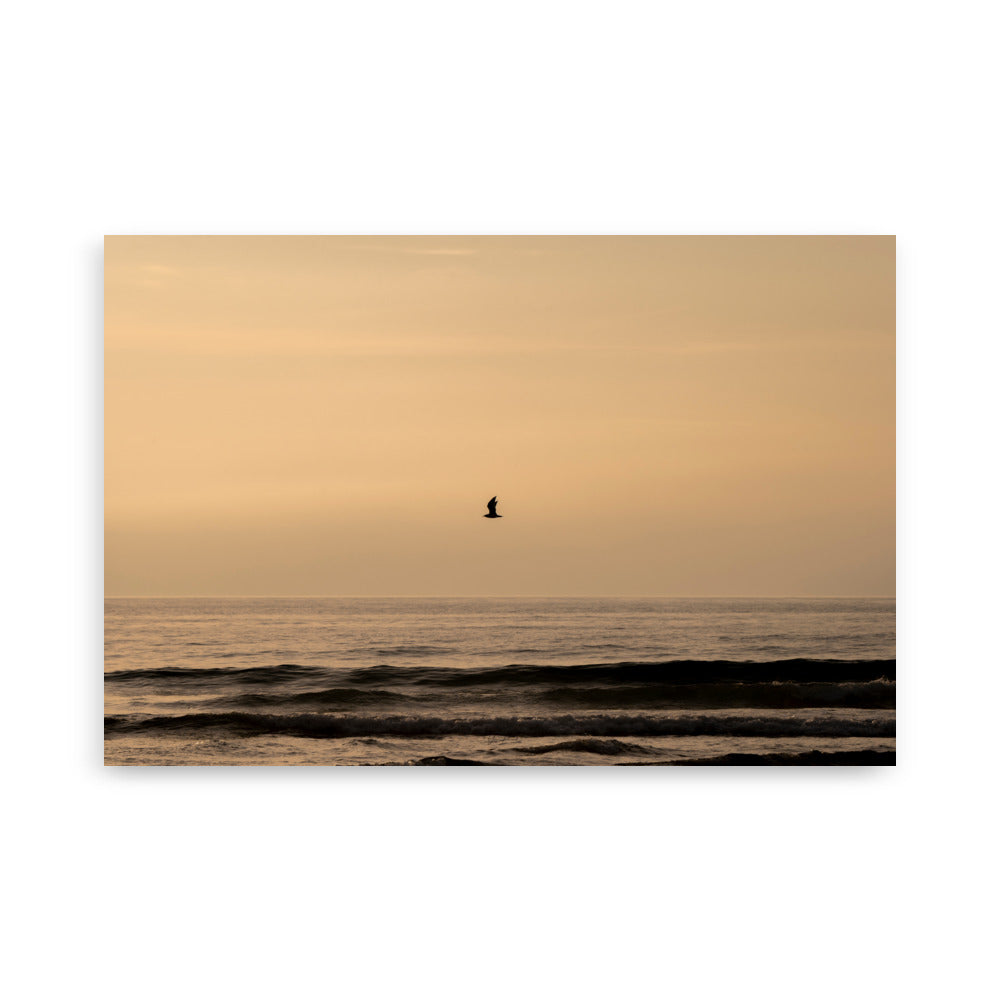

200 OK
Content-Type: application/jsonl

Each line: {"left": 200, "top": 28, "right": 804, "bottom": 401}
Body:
{"left": 3, "top": 2, "right": 998, "bottom": 997}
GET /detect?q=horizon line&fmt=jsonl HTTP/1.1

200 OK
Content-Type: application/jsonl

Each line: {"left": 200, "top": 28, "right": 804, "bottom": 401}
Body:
{"left": 104, "top": 593, "right": 897, "bottom": 600}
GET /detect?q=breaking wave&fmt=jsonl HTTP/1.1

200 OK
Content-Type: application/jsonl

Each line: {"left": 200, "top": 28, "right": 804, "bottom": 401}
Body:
{"left": 106, "top": 658, "right": 895, "bottom": 686}
{"left": 107, "top": 664, "right": 330, "bottom": 685}
{"left": 512, "top": 738, "right": 658, "bottom": 757}
{"left": 535, "top": 679, "right": 895, "bottom": 709}
{"left": 105, "top": 659, "right": 895, "bottom": 710}
{"left": 105, "top": 711, "right": 895, "bottom": 740}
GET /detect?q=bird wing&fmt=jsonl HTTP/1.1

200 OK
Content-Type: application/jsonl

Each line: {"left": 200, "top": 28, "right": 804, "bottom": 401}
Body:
{"left": 487, "top": 496, "right": 497, "bottom": 513}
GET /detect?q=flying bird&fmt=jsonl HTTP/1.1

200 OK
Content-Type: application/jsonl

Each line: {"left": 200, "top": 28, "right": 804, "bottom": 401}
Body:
{"left": 484, "top": 496, "right": 502, "bottom": 519}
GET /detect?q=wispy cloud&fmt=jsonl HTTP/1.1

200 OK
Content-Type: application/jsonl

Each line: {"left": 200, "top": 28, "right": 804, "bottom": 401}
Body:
{"left": 368, "top": 247, "right": 479, "bottom": 258}
{"left": 353, "top": 243, "right": 480, "bottom": 258}
{"left": 126, "top": 263, "right": 179, "bottom": 287}
{"left": 401, "top": 248, "right": 479, "bottom": 257}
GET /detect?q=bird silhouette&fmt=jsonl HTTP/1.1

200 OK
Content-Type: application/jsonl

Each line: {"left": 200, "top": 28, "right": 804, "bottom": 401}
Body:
{"left": 484, "top": 496, "right": 502, "bottom": 518}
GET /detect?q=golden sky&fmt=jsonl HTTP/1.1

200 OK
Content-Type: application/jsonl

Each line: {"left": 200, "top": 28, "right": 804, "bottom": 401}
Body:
{"left": 105, "top": 236, "right": 894, "bottom": 596}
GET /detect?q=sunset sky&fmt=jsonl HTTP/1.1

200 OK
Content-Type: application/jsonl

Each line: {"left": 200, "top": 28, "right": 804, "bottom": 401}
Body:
{"left": 105, "top": 236, "right": 894, "bottom": 596}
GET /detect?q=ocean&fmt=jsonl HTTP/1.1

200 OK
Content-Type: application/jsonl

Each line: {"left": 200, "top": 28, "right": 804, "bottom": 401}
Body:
{"left": 104, "top": 597, "right": 895, "bottom": 765}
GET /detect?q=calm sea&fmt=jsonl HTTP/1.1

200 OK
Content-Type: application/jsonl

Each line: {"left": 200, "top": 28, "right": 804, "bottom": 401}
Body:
{"left": 104, "top": 597, "right": 895, "bottom": 765}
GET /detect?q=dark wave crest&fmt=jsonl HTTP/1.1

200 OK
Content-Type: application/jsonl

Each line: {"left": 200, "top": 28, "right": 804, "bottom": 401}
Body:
{"left": 106, "top": 659, "right": 895, "bottom": 710}
{"left": 536, "top": 678, "right": 895, "bottom": 709}
{"left": 342, "top": 658, "right": 896, "bottom": 687}
{"left": 105, "top": 711, "right": 895, "bottom": 740}
{"left": 106, "top": 664, "right": 330, "bottom": 685}
{"left": 208, "top": 688, "right": 417, "bottom": 709}
{"left": 512, "top": 738, "right": 658, "bottom": 757}
{"left": 106, "top": 657, "right": 895, "bottom": 687}
{"left": 163, "top": 678, "right": 892, "bottom": 711}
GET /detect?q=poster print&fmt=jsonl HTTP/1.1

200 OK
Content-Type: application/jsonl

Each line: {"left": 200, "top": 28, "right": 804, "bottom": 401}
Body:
{"left": 105, "top": 237, "right": 895, "bottom": 765}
